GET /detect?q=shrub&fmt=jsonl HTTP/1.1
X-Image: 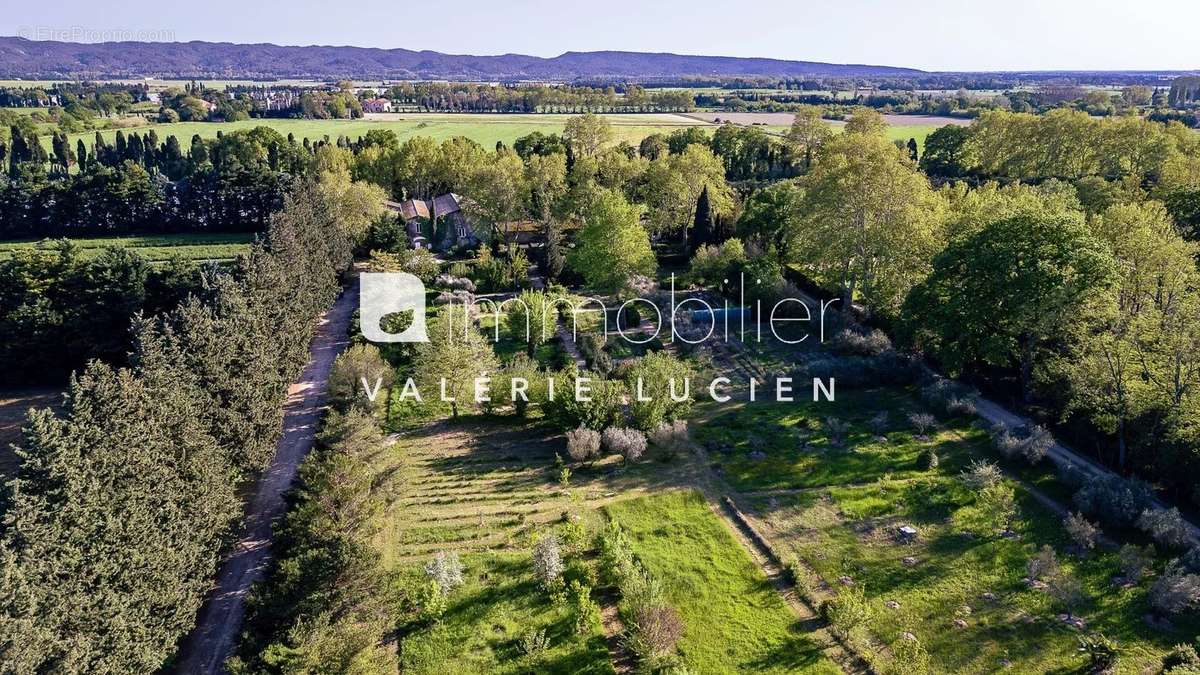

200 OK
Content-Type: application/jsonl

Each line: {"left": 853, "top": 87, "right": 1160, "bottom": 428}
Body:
{"left": 889, "top": 634, "right": 932, "bottom": 675}
{"left": 962, "top": 459, "right": 1003, "bottom": 490}
{"left": 1047, "top": 571, "right": 1087, "bottom": 618}
{"left": 1117, "top": 544, "right": 1155, "bottom": 582}
{"left": 447, "top": 261, "right": 472, "bottom": 278}
{"left": 649, "top": 420, "right": 690, "bottom": 459}
{"left": 1138, "top": 508, "right": 1193, "bottom": 550}
{"left": 908, "top": 412, "right": 937, "bottom": 436}
{"left": 518, "top": 628, "right": 550, "bottom": 656}
{"left": 868, "top": 411, "right": 890, "bottom": 435}
{"left": 1074, "top": 474, "right": 1156, "bottom": 528}
{"left": 566, "top": 427, "right": 602, "bottom": 464}
{"left": 629, "top": 604, "right": 684, "bottom": 659}
{"left": 625, "top": 351, "right": 695, "bottom": 431}
{"left": 424, "top": 551, "right": 465, "bottom": 594}
{"left": 328, "top": 344, "right": 394, "bottom": 413}
{"left": 1027, "top": 544, "right": 1060, "bottom": 581}
{"left": 602, "top": 427, "right": 647, "bottom": 462}
{"left": 824, "top": 417, "right": 849, "bottom": 446}
{"left": 597, "top": 522, "right": 635, "bottom": 586}
{"left": 570, "top": 580, "right": 601, "bottom": 636}
{"left": 1020, "top": 425, "right": 1053, "bottom": 464}
{"left": 546, "top": 370, "right": 626, "bottom": 430}
{"left": 831, "top": 327, "right": 892, "bottom": 357}
{"left": 1183, "top": 546, "right": 1200, "bottom": 574}
{"left": 433, "top": 273, "right": 476, "bottom": 293}
{"left": 532, "top": 535, "right": 563, "bottom": 588}
{"left": 823, "top": 585, "right": 872, "bottom": 638}
{"left": 917, "top": 449, "right": 939, "bottom": 471}
{"left": 368, "top": 248, "right": 441, "bottom": 282}
{"left": 920, "top": 378, "right": 979, "bottom": 418}
{"left": 1149, "top": 561, "right": 1200, "bottom": 615}
{"left": 1163, "top": 643, "right": 1200, "bottom": 673}
{"left": 1077, "top": 633, "right": 1119, "bottom": 673}
{"left": 991, "top": 422, "right": 1052, "bottom": 464}
{"left": 1064, "top": 512, "right": 1099, "bottom": 554}
{"left": 946, "top": 396, "right": 977, "bottom": 417}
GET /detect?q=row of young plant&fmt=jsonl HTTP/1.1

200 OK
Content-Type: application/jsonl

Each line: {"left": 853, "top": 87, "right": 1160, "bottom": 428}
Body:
{"left": 0, "top": 181, "right": 358, "bottom": 671}
{"left": 597, "top": 520, "right": 691, "bottom": 673}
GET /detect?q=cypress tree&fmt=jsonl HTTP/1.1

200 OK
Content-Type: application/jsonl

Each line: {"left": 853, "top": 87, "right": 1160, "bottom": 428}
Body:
{"left": 692, "top": 184, "right": 715, "bottom": 250}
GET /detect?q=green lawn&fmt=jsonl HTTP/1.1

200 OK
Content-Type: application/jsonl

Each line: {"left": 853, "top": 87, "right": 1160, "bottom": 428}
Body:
{"left": 0, "top": 233, "right": 255, "bottom": 262}
{"left": 397, "top": 553, "right": 613, "bottom": 675}
{"left": 53, "top": 113, "right": 711, "bottom": 153}
{"left": 604, "top": 491, "right": 843, "bottom": 675}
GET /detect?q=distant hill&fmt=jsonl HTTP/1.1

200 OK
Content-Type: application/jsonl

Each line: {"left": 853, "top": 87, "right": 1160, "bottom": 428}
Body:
{"left": 0, "top": 37, "right": 924, "bottom": 81}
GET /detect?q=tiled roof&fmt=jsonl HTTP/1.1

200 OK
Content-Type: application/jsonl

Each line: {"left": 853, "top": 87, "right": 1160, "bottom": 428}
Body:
{"left": 398, "top": 199, "right": 431, "bottom": 221}
{"left": 431, "top": 193, "right": 462, "bottom": 216}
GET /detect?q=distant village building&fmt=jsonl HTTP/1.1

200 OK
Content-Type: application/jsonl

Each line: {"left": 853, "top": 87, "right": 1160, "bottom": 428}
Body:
{"left": 362, "top": 97, "right": 393, "bottom": 113}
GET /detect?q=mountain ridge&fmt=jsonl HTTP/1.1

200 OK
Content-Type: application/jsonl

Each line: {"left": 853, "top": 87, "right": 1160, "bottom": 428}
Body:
{"left": 0, "top": 36, "right": 924, "bottom": 80}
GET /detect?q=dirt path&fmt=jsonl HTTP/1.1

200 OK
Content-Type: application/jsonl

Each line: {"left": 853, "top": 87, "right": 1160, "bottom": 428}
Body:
{"left": 973, "top": 397, "right": 1199, "bottom": 545}
{"left": 172, "top": 279, "right": 359, "bottom": 674}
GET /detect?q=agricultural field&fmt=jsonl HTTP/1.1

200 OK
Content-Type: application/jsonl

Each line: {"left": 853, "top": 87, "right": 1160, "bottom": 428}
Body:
{"left": 0, "top": 233, "right": 255, "bottom": 262}
{"left": 695, "top": 389, "right": 1200, "bottom": 674}
{"left": 382, "top": 419, "right": 674, "bottom": 670}
{"left": 55, "top": 113, "right": 712, "bottom": 153}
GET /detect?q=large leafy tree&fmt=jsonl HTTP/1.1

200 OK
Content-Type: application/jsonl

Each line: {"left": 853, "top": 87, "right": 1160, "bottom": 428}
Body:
{"left": 791, "top": 131, "right": 945, "bottom": 315}
{"left": 785, "top": 105, "right": 832, "bottom": 171}
{"left": 414, "top": 305, "right": 499, "bottom": 418}
{"left": 568, "top": 188, "right": 655, "bottom": 292}
{"left": 563, "top": 113, "right": 613, "bottom": 159}
{"left": 903, "top": 212, "right": 1117, "bottom": 403}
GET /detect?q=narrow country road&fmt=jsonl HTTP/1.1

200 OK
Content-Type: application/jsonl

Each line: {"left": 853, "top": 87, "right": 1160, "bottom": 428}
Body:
{"left": 173, "top": 278, "right": 359, "bottom": 673}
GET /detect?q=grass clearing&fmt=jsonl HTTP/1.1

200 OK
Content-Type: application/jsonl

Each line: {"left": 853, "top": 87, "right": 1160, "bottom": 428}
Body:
{"left": 0, "top": 233, "right": 255, "bottom": 262}
{"left": 397, "top": 552, "right": 614, "bottom": 675}
{"left": 701, "top": 390, "right": 1200, "bottom": 673}
{"left": 604, "top": 491, "right": 843, "bottom": 674}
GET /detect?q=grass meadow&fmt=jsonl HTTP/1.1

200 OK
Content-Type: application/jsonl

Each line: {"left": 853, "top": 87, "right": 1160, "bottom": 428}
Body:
{"left": 0, "top": 233, "right": 255, "bottom": 262}
{"left": 697, "top": 389, "right": 1200, "bottom": 673}
{"left": 604, "top": 491, "right": 844, "bottom": 674}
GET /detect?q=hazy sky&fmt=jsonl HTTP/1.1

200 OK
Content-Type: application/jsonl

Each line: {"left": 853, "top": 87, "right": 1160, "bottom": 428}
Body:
{"left": 7, "top": 0, "right": 1200, "bottom": 72}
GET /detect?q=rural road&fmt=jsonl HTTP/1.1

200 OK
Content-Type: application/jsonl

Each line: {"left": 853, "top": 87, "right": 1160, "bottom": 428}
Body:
{"left": 172, "top": 278, "right": 359, "bottom": 673}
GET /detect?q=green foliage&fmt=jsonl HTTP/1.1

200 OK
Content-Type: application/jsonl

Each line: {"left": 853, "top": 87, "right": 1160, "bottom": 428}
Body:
{"left": 0, "top": 181, "right": 358, "bottom": 671}
{"left": 624, "top": 351, "right": 696, "bottom": 431}
{"left": 902, "top": 211, "right": 1117, "bottom": 401}
{"left": 568, "top": 188, "right": 655, "bottom": 292}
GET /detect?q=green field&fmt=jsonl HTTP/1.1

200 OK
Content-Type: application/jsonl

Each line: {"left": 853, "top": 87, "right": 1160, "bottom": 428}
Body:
{"left": 701, "top": 390, "right": 1200, "bottom": 674}
{"left": 397, "top": 552, "right": 614, "bottom": 674}
{"left": 0, "top": 233, "right": 255, "bottom": 262}
{"left": 54, "top": 113, "right": 713, "bottom": 153}
{"left": 605, "top": 491, "right": 843, "bottom": 674}
{"left": 758, "top": 123, "right": 940, "bottom": 151}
